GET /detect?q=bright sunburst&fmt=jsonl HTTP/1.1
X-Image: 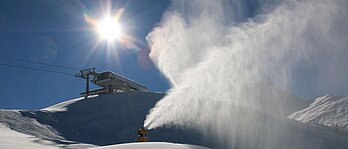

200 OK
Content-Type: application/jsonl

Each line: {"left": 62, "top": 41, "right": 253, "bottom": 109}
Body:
{"left": 84, "top": 6, "right": 141, "bottom": 65}
{"left": 97, "top": 17, "right": 122, "bottom": 41}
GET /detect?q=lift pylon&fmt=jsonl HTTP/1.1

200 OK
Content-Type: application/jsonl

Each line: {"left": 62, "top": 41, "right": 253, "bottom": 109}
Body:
{"left": 74, "top": 67, "right": 99, "bottom": 98}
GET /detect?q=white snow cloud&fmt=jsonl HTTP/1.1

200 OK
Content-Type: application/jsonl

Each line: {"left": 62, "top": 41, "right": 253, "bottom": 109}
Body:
{"left": 145, "top": 0, "right": 348, "bottom": 148}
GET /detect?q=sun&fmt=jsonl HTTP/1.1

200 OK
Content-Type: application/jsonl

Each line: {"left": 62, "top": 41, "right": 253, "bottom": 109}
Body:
{"left": 97, "top": 17, "right": 122, "bottom": 41}
{"left": 84, "top": 8, "right": 139, "bottom": 53}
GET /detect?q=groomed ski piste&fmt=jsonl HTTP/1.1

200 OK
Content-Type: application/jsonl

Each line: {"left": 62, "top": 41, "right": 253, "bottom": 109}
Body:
{"left": 0, "top": 91, "right": 348, "bottom": 148}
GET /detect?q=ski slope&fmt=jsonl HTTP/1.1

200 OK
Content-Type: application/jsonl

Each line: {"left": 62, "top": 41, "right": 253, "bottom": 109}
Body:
{"left": 0, "top": 122, "right": 58, "bottom": 149}
{"left": 0, "top": 92, "right": 210, "bottom": 148}
{"left": 0, "top": 122, "right": 94, "bottom": 149}
{"left": 0, "top": 92, "right": 208, "bottom": 148}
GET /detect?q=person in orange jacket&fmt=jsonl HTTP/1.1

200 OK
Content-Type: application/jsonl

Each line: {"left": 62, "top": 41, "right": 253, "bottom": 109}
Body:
{"left": 136, "top": 127, "right": 148, "bottom": 142}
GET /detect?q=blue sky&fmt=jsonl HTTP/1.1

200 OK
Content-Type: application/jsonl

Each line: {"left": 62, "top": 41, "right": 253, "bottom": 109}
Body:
{"left": 0, "top": 0, "right": 171, "bottom": 109}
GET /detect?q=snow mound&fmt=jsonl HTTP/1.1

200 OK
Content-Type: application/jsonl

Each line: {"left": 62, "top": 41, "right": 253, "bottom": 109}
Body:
{"left": 289, "top": 95, "right": 348, "bottom": 134}
{"left": 92, "top": 142, "right": 209, "bottom": 149}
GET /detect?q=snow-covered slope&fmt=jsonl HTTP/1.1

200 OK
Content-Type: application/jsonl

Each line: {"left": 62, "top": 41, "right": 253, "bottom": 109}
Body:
{"left": 1, "top": 91, "right": 348, "bottom": 149}
{"left": 92, "top": 142, "right": 209, "bottom": 149}
{"left": 0, "top": 92, "right": 168, "bottom": 145}
{"left": 43, "top": 95, "right": 97, "bottom": 112}
{"left": 0, "top": 110, "right": 60, "bottom": 139}
{"left": 0, "top": 122, "right": 94, "bottom": 149}
{"left": 0, "top": 92, "right": 207, "bottom": 148}
{"left": 289, "top": 95, "right": 348, "bottom": 134}
{"left": 0, "top": 122, "right": 58, "bottom": 149}
{"left": 1, "top": 123, "right": 206, "bottom": 149}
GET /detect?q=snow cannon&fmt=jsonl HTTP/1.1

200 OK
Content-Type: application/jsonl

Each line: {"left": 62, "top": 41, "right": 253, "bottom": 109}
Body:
{"left": 136, "top": 127, "right": 149, "bottom": 142}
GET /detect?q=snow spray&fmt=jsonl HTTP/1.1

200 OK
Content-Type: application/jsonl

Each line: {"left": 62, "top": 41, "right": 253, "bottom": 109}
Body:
{"left": 145, "top": 0, "right": 348, "bottom": 148}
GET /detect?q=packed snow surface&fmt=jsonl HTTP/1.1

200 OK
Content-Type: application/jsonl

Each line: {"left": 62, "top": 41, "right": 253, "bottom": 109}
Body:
{"left": 92, "top": 142, "right": 209, "bottom": 149}
{"left": 0, "top": 122, "right": 58, "bottom": 149}
{"left": 0, "top": 121, "right": 95, "bottom": 149}
{"left": 289, "top": 95, "right": 348, "bottom": 134}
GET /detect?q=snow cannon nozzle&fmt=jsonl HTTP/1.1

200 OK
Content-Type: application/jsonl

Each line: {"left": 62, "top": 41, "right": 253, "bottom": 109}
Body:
{"left": 143, "top": 119, "right": 154, "bottom": 130}
{"left": 142, "top": 125, "right": 150, "bottom": 130}
{"left": 136, "top": 126, "right": 149, "bottom": 142}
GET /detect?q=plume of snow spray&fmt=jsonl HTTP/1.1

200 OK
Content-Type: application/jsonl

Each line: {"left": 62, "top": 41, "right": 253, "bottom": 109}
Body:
{"left": 145, "top": 0, "right": 348, "bottom": 148}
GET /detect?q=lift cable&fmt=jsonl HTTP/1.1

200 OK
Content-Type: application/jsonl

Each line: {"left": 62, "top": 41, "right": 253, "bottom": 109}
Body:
{"left": 0, "top": 63, "right": 73, "bottom": 76}
{"left": 19, "top": 59, "right": 80, "bottom": 70}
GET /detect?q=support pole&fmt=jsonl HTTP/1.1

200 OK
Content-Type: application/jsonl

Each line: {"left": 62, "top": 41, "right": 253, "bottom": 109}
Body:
{"left": 108, "top": 84, "right": 112, "bottom": 94}
{"left": 74, "top": 67, "right": 98, "bottom": 98}
{"left": 85, "top": 74, "right": 89, "bottom": 98}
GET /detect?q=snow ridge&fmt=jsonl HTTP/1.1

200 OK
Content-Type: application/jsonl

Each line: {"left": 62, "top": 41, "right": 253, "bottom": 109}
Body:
{"left": 289, "top": 95, "right": 348, "bottom": 134}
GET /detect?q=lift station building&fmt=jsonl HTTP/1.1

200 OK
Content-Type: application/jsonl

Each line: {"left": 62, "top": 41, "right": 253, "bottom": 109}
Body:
{"left": 75, "top": 67, "right": 149, "bottom": 97}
